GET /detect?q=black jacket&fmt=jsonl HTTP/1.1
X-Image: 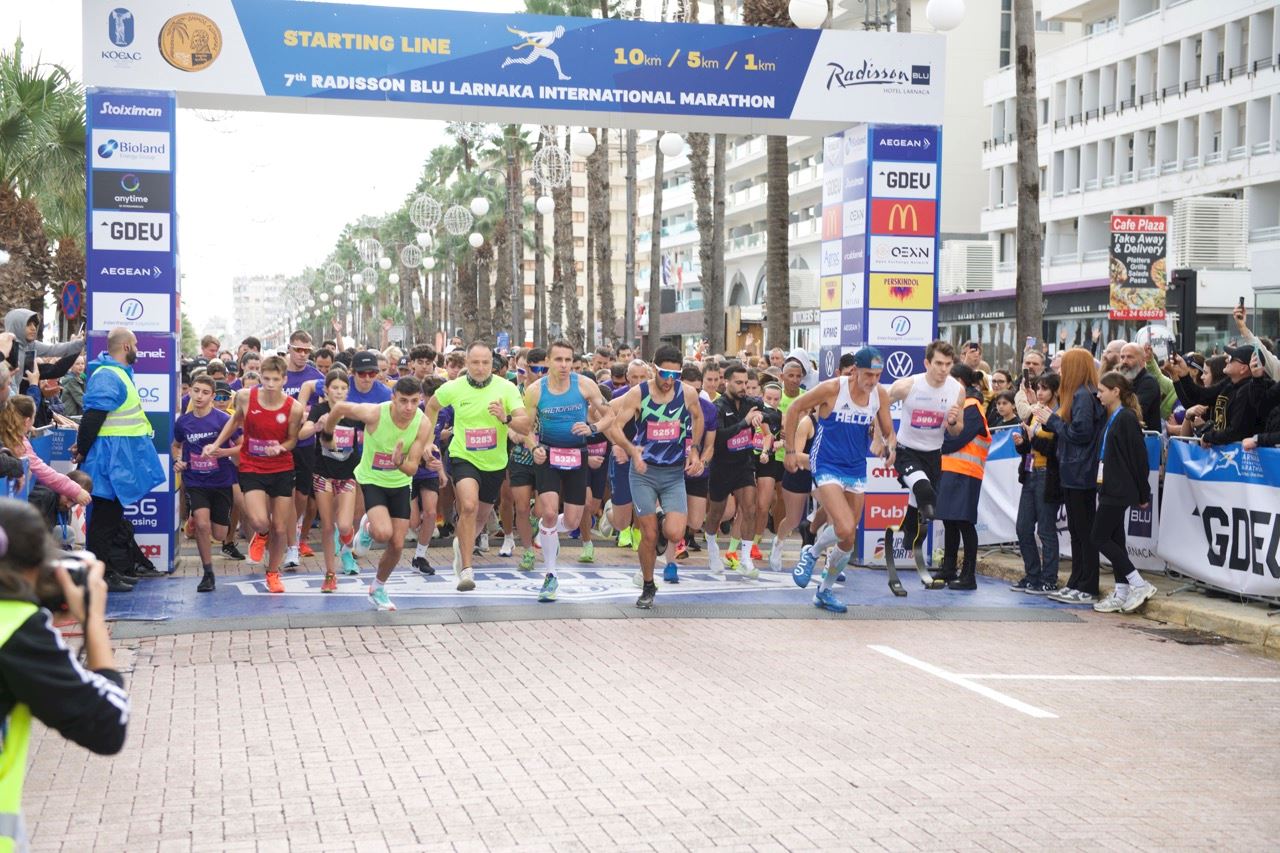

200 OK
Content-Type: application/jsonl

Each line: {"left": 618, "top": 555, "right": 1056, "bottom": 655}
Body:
{"left": 712, "top": 393, "right": 762, "bottom": 458}
{"left": 1045, "top": 386, "right": 1106, "bottom": 491}
{"left": 1097, "top": 407, "right": 1151, "bottom": 507}
{"left": 1255, "top": 378, "right": 1280, "bottom": 448}
{"left": 1014, "top": 417, "right": 1063, "bottom": 503}
{"left": 1174, "top": 375, "right": 1260, "bottom": 446}
{"left": 1132, "top": 370, "right": 1162, "bottom": 432}
{"left": 0, "top": 606, "right": 129, "bottom": 755}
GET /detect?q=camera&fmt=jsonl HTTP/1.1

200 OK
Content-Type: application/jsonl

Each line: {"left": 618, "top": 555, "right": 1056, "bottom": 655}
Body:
{"left": 36, "top": 550, "right": 93, "bottom": 611}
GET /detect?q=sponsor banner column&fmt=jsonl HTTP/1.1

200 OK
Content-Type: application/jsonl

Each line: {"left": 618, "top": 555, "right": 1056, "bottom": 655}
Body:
{"left": 86, "top": 88, "right": 180, "bottom": 571}
{"left": 819, "top": 125, "right": 869, "bottom": 379}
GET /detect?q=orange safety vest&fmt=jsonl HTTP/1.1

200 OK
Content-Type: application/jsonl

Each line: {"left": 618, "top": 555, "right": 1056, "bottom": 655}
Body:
{"left": 941, "top": 396, "right": 991, "bottom": 480}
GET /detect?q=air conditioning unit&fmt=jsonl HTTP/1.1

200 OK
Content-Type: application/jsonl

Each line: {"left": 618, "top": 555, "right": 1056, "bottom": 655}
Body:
{"left": 940, "top": 240, "right": 997, "bottom": 293}
{"left": 1171, "top": 196, "right": 1249, "bottom": 269}
{"left": 789, "top": 268, "right": 819, "bottom": 308}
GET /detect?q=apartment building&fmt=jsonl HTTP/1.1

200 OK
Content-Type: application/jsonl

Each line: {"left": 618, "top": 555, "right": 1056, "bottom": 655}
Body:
{"left": 979, "top": 0, "right": 1280, "bottom": 346}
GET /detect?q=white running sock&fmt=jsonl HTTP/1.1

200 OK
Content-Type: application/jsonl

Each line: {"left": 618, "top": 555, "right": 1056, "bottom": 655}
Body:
{"left": 415, "top": 543, "right": 428, "bottom": 559}
{"left": 705, "top": 534, "right": 719, "bottom": 557}
{"left": 812, "top": 523, "right": 839, "bottom": 553}
{"left": 555, "top": 513, "right": 573, "bottom": 534}
{"left": 1126, "top": 570, "right": 1144, "bottom": 586}
{"left": 823, "top": 548, "right": 852, "bottom": 590}
{"left": 538, "top": 524, "right": 559, "bottom": 572}
{"left": 1114, "top": 583, "right": 1130, "bottom": 598}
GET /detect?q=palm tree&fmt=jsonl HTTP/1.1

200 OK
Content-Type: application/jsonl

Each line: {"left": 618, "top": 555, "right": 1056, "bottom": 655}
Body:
{"left": 1014, "top": 0, "right": 1044, "bottom": 352}
{"left": 556, "top": 132, "right": 583, "bottom": 347}
{"left": 646, "top": 132, "right": 665, "bottom": 357}
{"left": 743, "top": 0, "right": 793, "bottom": 351}
{"left": 588, "top": 128, "right": 615, "bottom": 346}
{"left": 712, "top": 0, "right": 727, "bottom": 350}
{"left": 0, "top": 38, "right": 85, "bottom": 313}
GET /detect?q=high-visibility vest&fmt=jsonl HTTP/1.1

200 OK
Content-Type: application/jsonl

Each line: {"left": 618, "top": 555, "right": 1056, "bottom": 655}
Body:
{"left": 941, "top": 396, "right": 991, "bottom": 480}
{"left": 0, "top": 600, "right": 39, "bottom": 853}
{"left": 95, "top": 364, "right": 152, "bottom": 438}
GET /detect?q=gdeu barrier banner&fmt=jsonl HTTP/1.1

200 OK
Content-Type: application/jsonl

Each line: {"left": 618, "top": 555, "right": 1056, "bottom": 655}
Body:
{"left": 976, "top": 428, "right": 1166, "bottom": 574}
{"left": 1158, "top": 438, "right": 1280, "bottom": 601}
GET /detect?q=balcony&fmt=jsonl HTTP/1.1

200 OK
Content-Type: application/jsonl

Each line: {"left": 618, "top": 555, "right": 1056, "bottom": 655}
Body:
{"left": 1252, "top": 226, "right": 1280, "bottom": 244}
{"left": 726, "top": 232, "right": 766, "bottom": 257}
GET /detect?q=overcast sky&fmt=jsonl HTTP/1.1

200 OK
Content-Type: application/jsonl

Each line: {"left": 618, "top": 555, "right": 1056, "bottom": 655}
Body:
{"left": 5, "top": 0, "right": 535, "bottom": 334}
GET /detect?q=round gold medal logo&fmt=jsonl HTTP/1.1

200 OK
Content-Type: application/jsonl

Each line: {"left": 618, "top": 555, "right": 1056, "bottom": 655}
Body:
{"left": 159, "top": 13, "right": 222, "bottom": 72}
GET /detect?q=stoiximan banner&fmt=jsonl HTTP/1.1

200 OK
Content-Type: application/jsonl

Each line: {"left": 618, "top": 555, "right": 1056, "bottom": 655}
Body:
{"left": 83, "top": 0, "right": 946, "bottom": 135}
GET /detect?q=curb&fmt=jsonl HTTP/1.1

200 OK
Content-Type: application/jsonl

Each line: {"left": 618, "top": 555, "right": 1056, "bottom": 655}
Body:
{"left": 976, "top": 549, "right": 1280, "bottom": 661}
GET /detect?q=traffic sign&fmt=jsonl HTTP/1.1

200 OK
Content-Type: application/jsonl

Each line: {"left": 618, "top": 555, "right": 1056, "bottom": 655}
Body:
{"left": 60, "top": 280, "right": 83, "bottom": 319}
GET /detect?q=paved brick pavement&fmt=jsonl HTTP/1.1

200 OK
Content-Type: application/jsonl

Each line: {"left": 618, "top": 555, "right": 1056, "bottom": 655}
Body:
{"left": 24, "top": 610, "right": 1280, "bottom": 851}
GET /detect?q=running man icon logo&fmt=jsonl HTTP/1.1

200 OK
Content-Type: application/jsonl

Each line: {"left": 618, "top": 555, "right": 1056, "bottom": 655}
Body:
{"left": 502, "top": 25, "right": 572, "bottom": 80}
{"left": 885, "top": 350, "right": 913, "bottom": 379}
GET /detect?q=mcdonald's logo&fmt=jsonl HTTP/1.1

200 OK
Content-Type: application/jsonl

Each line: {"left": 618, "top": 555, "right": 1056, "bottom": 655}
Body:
{"left": 870, "top": 199, "right": 935, "bottom": 236}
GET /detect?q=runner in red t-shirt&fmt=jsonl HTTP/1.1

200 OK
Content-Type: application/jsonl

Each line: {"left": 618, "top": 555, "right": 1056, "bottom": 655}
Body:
{"left": 205, "top": 356, "right": 304, "bottom": 592}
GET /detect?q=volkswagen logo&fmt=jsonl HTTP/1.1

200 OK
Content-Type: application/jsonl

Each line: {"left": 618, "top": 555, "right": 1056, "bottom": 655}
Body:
{"left": 885, "top": 350, "right": 913, "bottom": 378}
{"left": 823, "top": 348, "right": 836, "bottom": 377}
{"left": 891, "top": 315, "right": 911, "bottom": 336}
{"left": 120, "top": 298, "right": 144, "bottom": 321}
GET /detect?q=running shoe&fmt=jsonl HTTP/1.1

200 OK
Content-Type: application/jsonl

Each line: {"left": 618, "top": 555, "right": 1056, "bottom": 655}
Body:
{"left": 724, "top": 551, "right": 741, "bottom": 571}
{"left": 1093, "top": 589, "right": 1127, "bottom": 613}
{"left": 663, "top": 562, "right": 679, "bottom": 584}
{"left": 404, "top": 528, "right": 418, "bottom": 544}
{"left": 538, "top": 573, "right": 558, "bottom": 602}
{"left": 221, "top": 542, "right": 246, "bottom": 561}
{"left": 519, "top": 549, "right": 537, "bottom": 571}
{"left": 675, "top": 539, "right": 689, "bottom": 561}
{"left": 412, "top": 555, "right": 434, "bottom": 575}
{"left": 685, "top": 536, "right": 701, "bottom": 553}
{"left": 283, "top": 546, "right": 301, "bottom": 571}
{"left": 321, "top": 573, "right": 338, "bottom": 593}
{"left": 629, "top": 527, "right": 641, "bottom": 551}
{"left": 617, "top": 527, "right": 632, "bottom": 549}
{"left": 793, "top": 545, "right": 817, "bottom": 589}
{"left": 578, "top": 541, "right": 595, "bottom": 563}
{"left": 353, "top": 515, "right": 373, "bottom": 557}
{"left": 636, "top": 581, "right": 657, "bottom": 609}
{"left": 196, "top": 573, "right": 215, "bottom": 593}
{"left": 478, "top": 533, "right": 490, "bottom": 553}
{"left": 368, "top": 584, "right": 397, "bottom": 611}
{"left": 498, "top": 534, "right": 515, "bottom": 558}
{"left": 1009, "top": 577, "right": 1033, "bottom": 592}
{"left": 750, "top": 542, "right": 763, "bottom": 561}
{"left": 265, "top": 571, "right": 285, "bottom": 594}
{"left": 813, "top": 588, "right": 848, "bottom": 613}
{"left": 836, "top": 572, "right": 846, "bottom": 583}
{"left": 456, "top": 567, "right": 476, "bottom": 592}
{"left": 738, "top": 559, "right": 759, "bottom": 580}
{"left": 340, "top": 546, "right": 360, "bottom": 576}
{"left": 1120, "top": 581, "right": 1157, "bottom": 613}
{"left": 248, "top": 532, "right": 267, "bottom": 564}
{"left": 633, "top": 570, "right": 644, "bottom": 588}
{"left": 298, "top": 541, "right": 315, "bottom": 558}
{"left": 768, "top": 535, "right": 783, "bottom": 573}
{"left": 184, "top": 517, "right": 196, "bottom": 539}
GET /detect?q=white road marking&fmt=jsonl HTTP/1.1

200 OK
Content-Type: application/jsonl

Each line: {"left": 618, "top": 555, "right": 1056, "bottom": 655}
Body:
{"left": 955, "top": 674, "right": 1280, "bottom": 684}
{"left": 868, "top": 645, "right": 1058, "bottom": 719}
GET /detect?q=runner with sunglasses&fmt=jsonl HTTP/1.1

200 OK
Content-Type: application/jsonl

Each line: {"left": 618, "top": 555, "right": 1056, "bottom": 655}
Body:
{"left": 345, "top": 352, "right": 394, "bottom": 558}
{"left": 606, "top": 346, "right": 705, "bottom": 608}
{"left": 521, "top": 340, "right": 616, "bottom": 601}
{"left": 280, "top": 331, "right": 325, "bottom": 568}
{"left": 506, "top": 348, "right": 545, "bottom": 571}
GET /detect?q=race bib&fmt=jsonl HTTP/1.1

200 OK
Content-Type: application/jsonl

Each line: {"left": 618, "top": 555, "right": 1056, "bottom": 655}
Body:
{"left": 549, "top": 447, "right": 582, "bottom": 470}
{"left": 246, "top": 437, "right": 274, "bottom": 457}
{"left": 726, "top": 428, "right": 753, "bottom": 451}
{"left": 373, "top": 451, "right": 398, "bottom": 470}
{"left": 911, "top": 410, "right": 945, "bottom": 430}
{"left": 752, "top": 428, "right": 766, "bottom": 451}
{"left": 189, "top": 453, "right": 218, "bottom": 473}
{"left": 586, "top": 441, "right": 607, "bottom": 458}
{"left": 333, "top": 425, "right": 355, "bottom": 450}
{"left": 465, "top": 428, "right": 497, "bottom": 450}
{"left": 646, "top": 420, "right": 681, "bottom": 442}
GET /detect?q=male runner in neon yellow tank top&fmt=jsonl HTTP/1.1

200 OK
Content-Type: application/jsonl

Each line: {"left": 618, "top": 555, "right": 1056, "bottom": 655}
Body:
{"left": 325, "top": 377, "right": 433, "bottom": 611}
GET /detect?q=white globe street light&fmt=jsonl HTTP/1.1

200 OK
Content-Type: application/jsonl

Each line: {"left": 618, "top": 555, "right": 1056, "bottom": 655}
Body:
{"left": 351, "top": 273, "right": 363, "bottom": 287}
{"left": 788, "top": 0, "right": 826, "bottom": 28}
{"left": 378, "top": 256, "right": 392, "bottom": 270}
{"left": 570, "top": 130, "right": 597, "bottom": 158}
{"left": 0, "top": 249, "right": 10, "bottom": 265}
{"left": 389, "top": 272, "right": 400, "bottom": 285}
{"left": 364, "top": 283, "right": 376, "bottom": 295}
{"left": 470, "top": 196, "right": 490, "bottom": 217}
{"left": 424, "top": 257, "right": 436, "bottom": 271}
{"left": 468, "top": 232, "right": 484, "bottom": 248}
{"left": 926, "top": 0, "right": 966, "bottom": 31}
{"left": 536, "top": 195, "right": 554, "bottom": 215}
{"left": 416, "top": 231, "right": 432, "bottom": 248}
{"left": 333, "top": 283, "right": 345, "bottom": 295}
{"left": 658, "top": 133, "right": 686, "bottom": 158}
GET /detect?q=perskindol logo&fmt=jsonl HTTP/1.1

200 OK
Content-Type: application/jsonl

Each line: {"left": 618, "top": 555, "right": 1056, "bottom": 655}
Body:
{"left": 1195, "top": 505, "right": 1280, "bottom": 577}
{"left": 98, "top": 101, "right": 163, "bottom": 118}
{"left": 826, "top": 60, "right": 914, "bottom": 90}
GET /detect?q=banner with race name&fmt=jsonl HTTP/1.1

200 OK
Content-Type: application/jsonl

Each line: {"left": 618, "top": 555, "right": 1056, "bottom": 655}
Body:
{"left": 1158, "top": 439, "right": 1280, "bottom": 601}
{"left": 976, "top": 427, "right": 1165, "bottom": 574}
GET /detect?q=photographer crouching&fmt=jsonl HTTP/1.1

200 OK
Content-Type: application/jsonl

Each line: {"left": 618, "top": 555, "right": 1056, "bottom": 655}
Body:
{"left": 0, "top": 498, "right": 129, "bottom": 849}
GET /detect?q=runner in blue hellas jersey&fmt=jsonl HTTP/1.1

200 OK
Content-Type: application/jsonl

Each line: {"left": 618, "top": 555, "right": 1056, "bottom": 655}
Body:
{"left": 606, "top": 345, "right": 705, "bottom": 609}
{"left": 521, "top": 339, "right": 616, "bottom": 603}
{"left": 782, "top": 347, "right": 896, "bottom": 613}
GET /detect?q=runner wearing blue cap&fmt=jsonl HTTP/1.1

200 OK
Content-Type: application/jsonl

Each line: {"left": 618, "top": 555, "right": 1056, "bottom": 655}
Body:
{"left": 782, "top": 347, "right": 896, "bottom": 612}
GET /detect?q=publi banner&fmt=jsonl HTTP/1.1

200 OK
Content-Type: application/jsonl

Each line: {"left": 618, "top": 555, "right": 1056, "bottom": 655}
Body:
{"left": 82, "top": 0, "right": 946, "bottom": 136}
{"left": 1108, "top": 214, "right": 1167, "bottom": 321}
{"left": 1158, "top": 440, "right": 1280, "bottom": 601}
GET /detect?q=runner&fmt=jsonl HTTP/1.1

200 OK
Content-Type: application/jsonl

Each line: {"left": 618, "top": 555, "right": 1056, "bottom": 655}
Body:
{"left": 299, "top": 369, "right": 362, "bottom": 591}
{"left": 606, "top": 345, "right": 704, "bottom": 607}
{"left": 607, "top": 359, "right": 649, "bottom": 550}
{"left": 750, "top": 382, "right": 785, "bottom": 563}
{"left": 326, "top": 377, "right": 434, "bottom": 611}
{"left": 704, "top": 362, "right": 763, "bottom": 578}
{"left": 172, "top": 375, "right": 237, "bottom": 592}
{"left": 424, "top": 342, "right": 530, "bottom": 592}
{"left": 281, "top": 331, "right": 325, "bottom": 568}
{"left": 676, "top": 363, "right": 717, "bottom": 560}
{"left": 765, "top": 358, "right": 808, "bottom": 567}
{"left": 409, "top": 375, "right": 447, "bottom": 575}
{"left": 884, "top": 341, "right": 966, "bottom": 578}
{"left": 579, "top": 396, "right": 611, "bottom": 565}
{"left": 770, "top": 407, "right": 817, "bottom": 572}
{"left": 505, "top": 349, "right": 541, "bottom": 570}
{"left": 782, "top": 347, "right": 896, "bottom": 612}
{"left": 523, "top": 339, "right": 616, "bottom": 601}
{"left": 204, "top": 356, "right": 304, "bottom": 594}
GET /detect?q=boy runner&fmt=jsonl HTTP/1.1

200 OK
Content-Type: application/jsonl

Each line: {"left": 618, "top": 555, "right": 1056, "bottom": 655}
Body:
{"left": 173, "top": 375, "right": 238, "bottom": 592}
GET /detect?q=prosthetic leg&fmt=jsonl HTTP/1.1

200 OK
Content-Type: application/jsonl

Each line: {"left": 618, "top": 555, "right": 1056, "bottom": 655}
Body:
{"left": 883, "top": 478, "right": 944, "bottom": 596}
